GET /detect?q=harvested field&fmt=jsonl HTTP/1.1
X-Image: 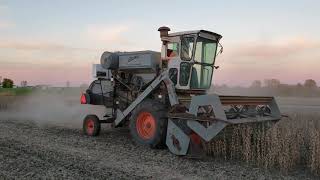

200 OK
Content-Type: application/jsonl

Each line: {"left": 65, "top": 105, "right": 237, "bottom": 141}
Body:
{"left": 0, "top": 118, "right": 316, "bottom": 179}
{"left": 0, "top": 94, "right": 319, "bottom": 179}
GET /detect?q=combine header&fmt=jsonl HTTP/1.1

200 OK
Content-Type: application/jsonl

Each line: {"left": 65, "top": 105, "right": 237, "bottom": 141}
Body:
{"left": 81, "top": 27, "right": 281, "bottom": 155}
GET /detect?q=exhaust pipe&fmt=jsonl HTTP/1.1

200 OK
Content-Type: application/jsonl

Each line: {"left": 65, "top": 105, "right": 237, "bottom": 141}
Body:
{"left": 158, "top": 26, "right": 170, "bottom": 38}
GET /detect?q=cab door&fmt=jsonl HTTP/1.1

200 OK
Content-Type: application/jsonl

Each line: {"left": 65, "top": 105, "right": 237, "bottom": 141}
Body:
{"left": 87, "top": 79, "right": 113, "bottom": 106}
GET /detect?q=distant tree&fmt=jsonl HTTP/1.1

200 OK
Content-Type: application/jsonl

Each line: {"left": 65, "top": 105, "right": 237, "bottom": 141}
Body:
{"left": 296, "top": 83, "right": 303, "bottom": 88}
{"left": 251, "top": 80, "right": 262, "bottom": 88}
{"left": 264, "top": 79, "right": 281, "bottom": 88}
{"left": 20, "top": 80, "right": 28, "bottom": 87}
{"left": 221, "top": 84, "right": 228, "bottom": 89}
{"left": 2, "top": 78, "right": 14, "bottom": 88}
{"left": 304, "top": 79, "right": 317, "bottom": 88}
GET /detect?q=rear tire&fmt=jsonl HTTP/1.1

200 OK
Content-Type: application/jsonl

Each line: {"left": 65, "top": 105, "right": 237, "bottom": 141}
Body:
{"left": 83, "top": 114, "right": 101, "bottom": 136}
{"left": 129, "top": 99, "right": 168, "bottom": 149}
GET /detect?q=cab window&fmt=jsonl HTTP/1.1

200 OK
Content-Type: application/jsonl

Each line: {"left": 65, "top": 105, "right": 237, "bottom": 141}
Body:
{"left": 179, "top": 62, "right": 191, "bottom": 86}
{"left": 167, "top": 42, "right": 179, "bottom": 58}
{"left": 181, "top": 36, "right": 195, "bottom": 61}
{"left": 169, "top": 68, "right": 178, "bottom": 85}
{"left": 194, "top": 37, "right": 217, "bottom": 64}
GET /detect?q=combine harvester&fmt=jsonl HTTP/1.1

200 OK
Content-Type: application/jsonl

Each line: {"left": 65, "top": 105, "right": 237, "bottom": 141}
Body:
{"left": 81, "top": 27, "right": 281, "bottom": 156}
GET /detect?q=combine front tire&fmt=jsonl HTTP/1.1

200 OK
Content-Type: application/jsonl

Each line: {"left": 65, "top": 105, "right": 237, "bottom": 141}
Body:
{"left": 83, "top": 115, "right": 101, "bottom": 136}
{"left": 129, "top": 99, "right": 168, "bottom": 149}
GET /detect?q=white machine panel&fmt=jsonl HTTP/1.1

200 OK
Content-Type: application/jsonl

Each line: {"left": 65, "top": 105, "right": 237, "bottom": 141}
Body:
{"left": 92, "top": 64, "right": 112, "bottom": 79}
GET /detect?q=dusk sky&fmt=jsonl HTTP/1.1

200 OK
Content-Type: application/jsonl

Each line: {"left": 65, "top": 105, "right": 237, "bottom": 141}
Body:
{"left": 0, "top": 0, "right": 319, "bottom": 86}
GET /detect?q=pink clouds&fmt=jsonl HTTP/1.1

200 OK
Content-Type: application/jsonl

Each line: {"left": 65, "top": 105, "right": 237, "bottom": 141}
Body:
{"left": 0, "top": 39, "right": 99, "bottom": 86}
{"left": 214, "top": 37, "right": 320, "bottom": 86}
{"left": 1, "top": 34, "right": 319, "bottom": 87}
{"left": 0, "top": 38, "right": 97, "bottom": 52}
{"left": 87, "top": 24, "right": 130, "bottom": 43}
{"left": 0, "top": 64, "right": 92, "bottom": 86}
{"left": 224, "top": 37, "right": 320, "bottom": 59}
{"left": 85, "top": 23, "right": 149, "bottom": 51}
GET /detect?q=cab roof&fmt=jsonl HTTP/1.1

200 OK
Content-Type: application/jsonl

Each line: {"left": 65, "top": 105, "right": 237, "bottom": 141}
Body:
{"left": 168, "top": 30, "right": 222, "bottom": 39}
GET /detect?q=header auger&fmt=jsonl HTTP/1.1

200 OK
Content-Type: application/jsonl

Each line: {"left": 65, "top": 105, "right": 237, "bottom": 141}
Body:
{"left": 81, "top": 26, "right": 281, "bottom": 156}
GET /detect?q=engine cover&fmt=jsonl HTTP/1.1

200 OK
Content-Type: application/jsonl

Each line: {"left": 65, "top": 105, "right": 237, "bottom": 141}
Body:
{"left": 100, "top": 51, "right": 160, "bottom": 72}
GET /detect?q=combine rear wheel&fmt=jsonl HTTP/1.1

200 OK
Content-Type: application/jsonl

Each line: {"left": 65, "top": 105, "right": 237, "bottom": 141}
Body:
{"left": 83, "top": 114, "right": 101, "bottom": 136}
{"left": 129, "top": 99, "right": 168, "bottom": 149}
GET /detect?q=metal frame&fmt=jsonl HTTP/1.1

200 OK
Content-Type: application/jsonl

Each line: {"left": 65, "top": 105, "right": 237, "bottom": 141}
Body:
{"left": 114, "top": 70, "right": 179, "bottom": 126}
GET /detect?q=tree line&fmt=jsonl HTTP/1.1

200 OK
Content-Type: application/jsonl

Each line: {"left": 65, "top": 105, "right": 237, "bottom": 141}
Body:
{"left": 214, "top": 79, "right": 320, "bottom": 97}
{"left": 250, "top": 79, "right": 318, "bottom": 89}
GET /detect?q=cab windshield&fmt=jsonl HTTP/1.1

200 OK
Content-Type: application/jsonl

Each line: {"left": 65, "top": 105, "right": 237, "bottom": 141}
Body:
{"left": 190, "top": 37, "right": 217, "bottom": 89}
{"left": 194, "top": 37, "right": 217, "bottom": 64}
{"left": 180, "top": 35, "right": 218, "bottom": 89}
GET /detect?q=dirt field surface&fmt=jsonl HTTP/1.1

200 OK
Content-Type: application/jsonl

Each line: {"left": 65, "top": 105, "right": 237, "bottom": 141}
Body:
{"left": 0, "top": 119, "right": 315, "bottom": 180}
{"left": 0, "top": 94, "right": 319, "bottom": 179}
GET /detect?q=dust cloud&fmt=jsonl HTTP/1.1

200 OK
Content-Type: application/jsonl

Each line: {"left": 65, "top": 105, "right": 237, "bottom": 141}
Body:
{"left": 0, "top": 91, "right": 107, "bottom": 128}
